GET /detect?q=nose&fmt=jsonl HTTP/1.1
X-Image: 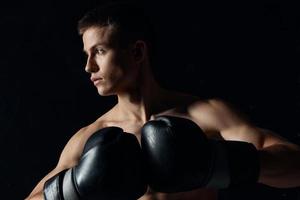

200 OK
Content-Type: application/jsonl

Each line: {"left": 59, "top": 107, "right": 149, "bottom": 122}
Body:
{"left": 85, "top": 56, "right": 99, "bottom": 73}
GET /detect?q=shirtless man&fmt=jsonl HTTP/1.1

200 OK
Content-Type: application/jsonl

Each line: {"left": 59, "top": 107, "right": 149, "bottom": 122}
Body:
{"left": 25, "top": 2, "right": 300, "bottom": 200}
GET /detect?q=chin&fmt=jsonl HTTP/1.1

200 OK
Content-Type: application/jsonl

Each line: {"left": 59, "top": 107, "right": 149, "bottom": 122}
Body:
{"left": 96, "top": 87, "right": 117, "bottom": 96}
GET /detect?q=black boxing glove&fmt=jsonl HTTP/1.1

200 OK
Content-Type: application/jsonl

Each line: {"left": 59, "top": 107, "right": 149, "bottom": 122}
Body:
{"left": 141, "top": 116, "right": 260, "bottom": 193}
{"left": 44, "top": 127, "right": 147, "bottom": 200}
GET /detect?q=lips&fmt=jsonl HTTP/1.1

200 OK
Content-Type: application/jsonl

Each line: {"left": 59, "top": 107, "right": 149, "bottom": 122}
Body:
{"left": 93, "top": 79, "right": 102, "bottom": 85}
{"left": 90, "top": 77, "right": 103, "bottom": 85}
{"left": 91, "top": 77, "right": 103, "bottom": 81}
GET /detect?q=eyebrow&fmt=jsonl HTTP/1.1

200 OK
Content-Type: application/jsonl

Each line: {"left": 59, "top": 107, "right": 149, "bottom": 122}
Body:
{"left": 83, "top": 42, "right": 109, "bottom": 54}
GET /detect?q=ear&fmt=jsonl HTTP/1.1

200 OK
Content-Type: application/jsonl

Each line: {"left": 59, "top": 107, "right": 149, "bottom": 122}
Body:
{"left": 131, "top": 40, "right": 147, "bottom": 64}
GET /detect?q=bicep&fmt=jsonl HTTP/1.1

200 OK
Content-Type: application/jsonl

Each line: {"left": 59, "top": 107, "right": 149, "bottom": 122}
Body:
{"left": 221, "top": 124, "right": 291, "bottom": 150}
{"left": 26, "top": 166, "right": 68, "bottom": 199}
{"left": 27, "top": 128, "right": 87, "bottom": 198}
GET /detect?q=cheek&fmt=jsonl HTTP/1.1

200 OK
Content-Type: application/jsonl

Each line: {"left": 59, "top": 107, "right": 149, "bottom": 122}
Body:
{"left": 101, "top": 57, "right": 124, "bottom": 81}
{"left": 100, "top": 51, "right": 135, "bottom": 83}
{"left": 110, "top": 67, "right": 124, "bottom": 83}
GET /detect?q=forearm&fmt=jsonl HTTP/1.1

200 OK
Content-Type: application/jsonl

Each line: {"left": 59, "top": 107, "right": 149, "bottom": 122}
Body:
{"left": 258, "top": 143, "right": 300, "bottom": 188}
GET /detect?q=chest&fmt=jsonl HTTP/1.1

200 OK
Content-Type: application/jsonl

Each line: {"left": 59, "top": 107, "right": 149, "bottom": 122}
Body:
{"left": 98, "top": 111, "right": 220, "bottom": 199}
{"left": 103, "top": 111, "right": 191, "bottom": 141}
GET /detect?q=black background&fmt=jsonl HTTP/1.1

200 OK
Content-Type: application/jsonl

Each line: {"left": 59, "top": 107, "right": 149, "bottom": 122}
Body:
{"left": 0, "top": 0, "right": 299, "bottom": 199}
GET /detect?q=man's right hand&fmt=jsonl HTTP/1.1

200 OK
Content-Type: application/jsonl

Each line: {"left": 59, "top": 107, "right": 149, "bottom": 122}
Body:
{"left": 43, "top": 127, "right": 147, "bottom": 200}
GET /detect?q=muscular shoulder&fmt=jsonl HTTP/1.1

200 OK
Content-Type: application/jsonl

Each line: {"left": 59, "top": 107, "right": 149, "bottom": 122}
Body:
{"left": 56, "top": 117, "right": 107, "bottom": 168}
{"left": 187, "top": 98, "right": 251, "bottom": 134}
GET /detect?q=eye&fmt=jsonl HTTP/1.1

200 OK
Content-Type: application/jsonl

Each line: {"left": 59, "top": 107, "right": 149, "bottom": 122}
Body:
{"left": 95, "top": 48, "right": 105, "bottom": 55}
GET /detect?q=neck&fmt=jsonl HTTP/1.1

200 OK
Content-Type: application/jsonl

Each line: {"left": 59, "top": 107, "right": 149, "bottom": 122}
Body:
{"left": 115, "top": 65, "right": 170, "bottom": 123}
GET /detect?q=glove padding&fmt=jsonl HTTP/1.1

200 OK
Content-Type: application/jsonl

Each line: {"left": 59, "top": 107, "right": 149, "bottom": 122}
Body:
{"left": 141, "top": 116, "right": 260, "bottom": 193}
{"left": 44, "top": 127, "right": 147, "bottom": 200}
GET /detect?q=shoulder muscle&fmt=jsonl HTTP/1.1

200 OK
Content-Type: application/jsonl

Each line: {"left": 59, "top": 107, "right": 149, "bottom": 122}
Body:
{"left": 56, "top": 120, "right": 104, "bottom": 169}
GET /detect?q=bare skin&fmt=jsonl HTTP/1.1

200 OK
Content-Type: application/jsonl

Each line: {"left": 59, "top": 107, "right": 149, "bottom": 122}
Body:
{"left": 25, "top": 92, "right": 219, "bottom": 200}
{"left": 25, "top": 26, "right": 300, "bottom": 200}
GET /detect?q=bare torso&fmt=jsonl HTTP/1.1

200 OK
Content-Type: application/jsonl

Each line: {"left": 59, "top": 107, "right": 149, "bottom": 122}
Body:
{"left": 77, "top": 92, "right": 220, "bottom": 200}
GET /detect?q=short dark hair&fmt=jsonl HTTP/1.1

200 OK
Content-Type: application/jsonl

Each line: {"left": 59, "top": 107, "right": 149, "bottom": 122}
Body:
{"left": 77, "top": 1, "right": 156, "bottom": 64}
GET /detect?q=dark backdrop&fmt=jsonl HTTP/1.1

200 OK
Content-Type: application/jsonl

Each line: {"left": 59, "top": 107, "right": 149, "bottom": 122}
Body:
{"left": 0, "top": 0, "right": 299, "bottom": 199}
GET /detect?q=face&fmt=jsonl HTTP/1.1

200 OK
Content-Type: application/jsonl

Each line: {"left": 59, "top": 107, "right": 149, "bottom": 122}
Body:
{"left": 82, "top": 26, "right": 138, "bottom": 96}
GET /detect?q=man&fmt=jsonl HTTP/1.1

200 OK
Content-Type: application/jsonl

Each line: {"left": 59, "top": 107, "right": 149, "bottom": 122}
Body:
{"left": 25, "top": 2, "right": 300, "bottom": 200}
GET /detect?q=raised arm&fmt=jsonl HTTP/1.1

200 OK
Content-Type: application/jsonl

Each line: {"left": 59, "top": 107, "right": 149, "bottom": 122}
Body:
{"left": 192, "top": 99, "right": 300, "bottom": 188}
